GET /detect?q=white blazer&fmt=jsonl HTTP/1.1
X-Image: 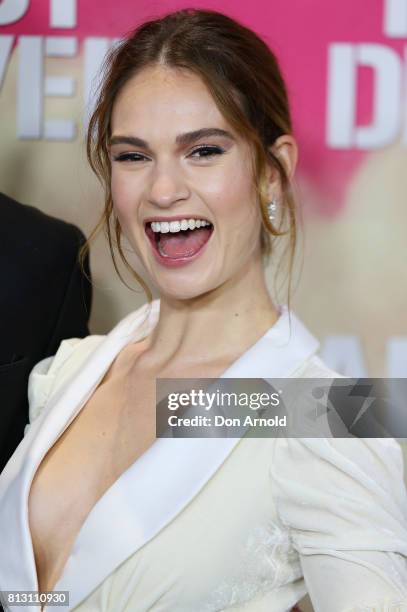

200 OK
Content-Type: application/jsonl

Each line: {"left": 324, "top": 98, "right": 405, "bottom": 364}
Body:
{"left": 0, "top": 300, "right": 407, "bottom": 612}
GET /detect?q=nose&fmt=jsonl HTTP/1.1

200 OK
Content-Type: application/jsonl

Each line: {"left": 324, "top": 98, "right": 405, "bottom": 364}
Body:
{"left": 147, "top": 160, "right": 190, "bottom": 209}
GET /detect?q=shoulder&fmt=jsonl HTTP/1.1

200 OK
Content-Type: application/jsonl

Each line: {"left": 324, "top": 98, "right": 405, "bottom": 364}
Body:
{"left": 26, "top": 334, "right": 105, "bottom": 430}
{"left": 291, "top": 354, "right": 345, "bottom": 378}
{"left": 25, "top": 302, "right": 156, "bottom": 431}
{"left": 0, "top": 192, "right": 86, "bottom": 256}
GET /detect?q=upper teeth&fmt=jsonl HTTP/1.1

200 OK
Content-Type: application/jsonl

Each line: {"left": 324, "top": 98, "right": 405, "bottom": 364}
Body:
{"left": 150, "top": 219, "right": 211, "bottom": 233}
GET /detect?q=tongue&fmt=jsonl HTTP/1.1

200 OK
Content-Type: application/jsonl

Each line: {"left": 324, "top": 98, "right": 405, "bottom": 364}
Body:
{"left": 158, "top": 227, "right": 211, "bottom": 258}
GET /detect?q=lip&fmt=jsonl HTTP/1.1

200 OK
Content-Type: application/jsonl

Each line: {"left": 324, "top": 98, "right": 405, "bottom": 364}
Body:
{"left": 145, "top": 223, "right": 214, "bottom": 268}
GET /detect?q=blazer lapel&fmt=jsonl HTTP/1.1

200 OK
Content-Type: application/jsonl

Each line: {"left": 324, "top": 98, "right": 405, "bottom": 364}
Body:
{"left": 0, "top": 300, "right": 320, "bottom": 612}
{"left": 0, "top": 302, "right": 154, "bottom": 611}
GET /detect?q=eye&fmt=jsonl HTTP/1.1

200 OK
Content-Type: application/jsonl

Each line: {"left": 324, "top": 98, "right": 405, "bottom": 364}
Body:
{"left": 112, "top": 145, "right": 225, "bottom": 163}
{"left": 189, "top": 145, "right": 225, "bottom": 159}
{"left": 112, "top": 152, "right": 148, "bottom": 163}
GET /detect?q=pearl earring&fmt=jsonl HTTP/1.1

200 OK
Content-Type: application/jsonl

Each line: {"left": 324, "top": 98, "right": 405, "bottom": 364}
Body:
{"left": 267, "top": 198, "right": 278, "bottom": 222}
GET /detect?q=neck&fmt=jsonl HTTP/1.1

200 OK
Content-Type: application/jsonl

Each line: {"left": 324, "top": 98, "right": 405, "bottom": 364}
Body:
{"left": 138, "top": 252, "right": 280, "bottom": 372}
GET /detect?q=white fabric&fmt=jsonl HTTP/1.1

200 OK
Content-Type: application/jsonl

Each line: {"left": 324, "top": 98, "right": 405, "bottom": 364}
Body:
{"left": 271, "top": 437, "right": 407, "bottom": 611}
{"left": 0, "top": 299, "right": 406, "bottom": 612}
{"left": 25, "top": 336, "right": 104, "bottom": 435}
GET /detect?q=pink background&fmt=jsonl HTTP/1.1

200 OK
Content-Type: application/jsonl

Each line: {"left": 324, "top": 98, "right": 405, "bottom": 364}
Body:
{"left": 1, "top": 0, "right": 399, "bottom": 214}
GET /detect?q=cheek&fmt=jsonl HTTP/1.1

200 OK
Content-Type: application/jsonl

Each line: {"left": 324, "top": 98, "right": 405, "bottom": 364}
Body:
{"left": 111, "top": 170, "right": 140, "bottom": 221}
{"left": 206, "top": 167, "right": 252, "bottom": 215}
{"left": 208, "top": 166, "right": 259, "bottom": 237}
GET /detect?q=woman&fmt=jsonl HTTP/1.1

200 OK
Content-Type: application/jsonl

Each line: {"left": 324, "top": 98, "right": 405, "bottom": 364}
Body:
{"left": 1, "top": 8, "right": 407, "bottom": 612}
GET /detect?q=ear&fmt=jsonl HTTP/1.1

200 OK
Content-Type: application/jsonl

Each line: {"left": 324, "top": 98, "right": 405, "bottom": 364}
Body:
{"left": 266, "top": 134, "right": 298, "bottom": 201}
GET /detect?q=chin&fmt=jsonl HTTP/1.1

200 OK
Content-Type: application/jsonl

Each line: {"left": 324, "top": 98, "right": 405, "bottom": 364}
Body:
{"left": 158, "top": 285, "right": 210, "bottom": 301}
{"left": 154, "top": 276, "right": 220, "bottom": 302}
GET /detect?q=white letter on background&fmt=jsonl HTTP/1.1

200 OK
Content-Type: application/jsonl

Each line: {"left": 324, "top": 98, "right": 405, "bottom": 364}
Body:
{"left": 320, "top": 336, "right": 368, "bottom": 377}
{"left": 17, "top": 36, "right": 78, "bottom": 140}
{"left": 84, "top": 38, "right": 110, "bottom": 126}
{"left": 44, "top": 36, "right": 78, "bottom": 140}
{"left": 17, "top": 36, "right": 43, "bottom": 139}
{"left": 387, "top": 337, "right": 407, "bottom": 376}
{"left": 0, "top": 0, "right": 29, "bottom": 25}
{"left": 50, "top": 0, "right": 77, "bottom": 28}
{"left": 386, "top": 338, "right": 407, "bottom": 438}
{"left": 326, "top": 43, "right": 401, "bottom": 149}
{"left": 326, "top": 44, "right": 356, "bottom": 148}
{"left": 355, "top": 44, "right": 401, "bottom": 148}
{"left": 384, "top": 0, "right": 407, "bottom": 37}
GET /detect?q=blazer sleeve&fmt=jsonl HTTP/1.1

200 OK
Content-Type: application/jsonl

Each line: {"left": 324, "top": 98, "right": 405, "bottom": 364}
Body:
{"left": 269, "top": 437, "right": 407, "bottom": 611}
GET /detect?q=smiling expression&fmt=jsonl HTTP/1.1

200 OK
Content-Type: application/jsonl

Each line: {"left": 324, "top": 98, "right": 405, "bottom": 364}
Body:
{"left": 109, "top": 64, "right": 265, "bottom": 299}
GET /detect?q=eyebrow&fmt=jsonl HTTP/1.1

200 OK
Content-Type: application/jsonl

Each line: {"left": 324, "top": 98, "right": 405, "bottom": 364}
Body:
{"left": 109, "top": 128, "right": 236, "bottom": 149}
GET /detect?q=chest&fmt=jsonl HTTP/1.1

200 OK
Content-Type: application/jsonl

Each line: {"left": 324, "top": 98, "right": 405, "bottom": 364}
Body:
{"left": 27, "top": 357, "right": 233, "bottom": 593}
{"left": 27, "top": 372, "right": 157, "bottom": 593}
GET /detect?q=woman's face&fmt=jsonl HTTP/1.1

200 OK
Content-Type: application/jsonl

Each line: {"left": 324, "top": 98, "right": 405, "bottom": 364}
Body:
{"left": 109, "top": 64, "right": 265, "bottom": 299}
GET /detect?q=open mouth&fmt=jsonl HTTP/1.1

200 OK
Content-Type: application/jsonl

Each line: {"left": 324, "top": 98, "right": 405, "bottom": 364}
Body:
{"left": 145, "top": 220, "right": 214, "bottom": 264}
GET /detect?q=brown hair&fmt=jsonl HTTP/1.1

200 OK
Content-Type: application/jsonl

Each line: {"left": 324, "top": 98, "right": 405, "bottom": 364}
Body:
{"left": 82, "top": 7, "right": 299, "bottom": 306}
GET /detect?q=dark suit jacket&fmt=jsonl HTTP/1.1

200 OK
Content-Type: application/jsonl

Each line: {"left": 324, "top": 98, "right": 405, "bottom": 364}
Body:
{"left": 0, "top": 193, "right": 92, "bottom": 473}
